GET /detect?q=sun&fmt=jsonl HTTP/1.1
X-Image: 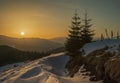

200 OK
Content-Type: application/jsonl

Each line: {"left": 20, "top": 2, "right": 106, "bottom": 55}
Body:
{"left": 21, "top": 32, "right": 25, "bottom": 36}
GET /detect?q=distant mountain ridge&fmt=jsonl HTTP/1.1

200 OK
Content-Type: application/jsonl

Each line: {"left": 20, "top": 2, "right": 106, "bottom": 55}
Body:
{"left": 50, "top": 37, "right": 66, "bottom": 45}
{"left": 0, "top": 35, "right": 63, "bottom": 52}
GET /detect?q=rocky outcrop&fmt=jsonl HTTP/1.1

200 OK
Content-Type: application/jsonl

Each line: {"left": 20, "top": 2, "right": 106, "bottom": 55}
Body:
{"left": 104, "top": 55, "right": 120, "bottom": 83}
{"left": 66, "top": 45, "right": 120, "bottom": 83}
{"left": 84, "top": 47, "right": 114, "bottom": 81}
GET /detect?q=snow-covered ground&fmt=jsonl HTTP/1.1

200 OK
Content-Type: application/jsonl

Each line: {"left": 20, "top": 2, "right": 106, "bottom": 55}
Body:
{"left": 1, "top": 39, "right": 120, "bottom": 83}
{"left": 0, "top": 53, "right": 102, "bottom": 83}
{"left": 82, "top": 39, "right": 120, "bottom": 55}
{"left": 0, "top": 62, "right": 26, "bottom": 72}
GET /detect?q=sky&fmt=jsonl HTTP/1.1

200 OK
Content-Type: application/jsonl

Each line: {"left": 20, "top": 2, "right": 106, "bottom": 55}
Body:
{"left": 0, "top": 0, "right": 120, "bottom": 39}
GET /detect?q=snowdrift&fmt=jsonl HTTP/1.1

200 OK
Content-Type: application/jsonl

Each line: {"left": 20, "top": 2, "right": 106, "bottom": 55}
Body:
{"left": 0, "top": 52, "right": 102, "bottom": 83}
{"left": 83, "top": 39, "right": 120, "bottom": 55}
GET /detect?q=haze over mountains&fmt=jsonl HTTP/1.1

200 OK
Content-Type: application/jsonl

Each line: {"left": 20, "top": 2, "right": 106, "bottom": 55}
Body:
{"left": 50, "top": 37, "right": 66, "bottom": 45}
{"left": 0, "top": 35, "right": 64, "bottom": 52}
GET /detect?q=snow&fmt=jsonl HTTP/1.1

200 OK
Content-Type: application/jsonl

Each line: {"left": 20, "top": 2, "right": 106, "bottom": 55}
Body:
{"left": 1, "top": 39, "right": 120, "bottom": 83}
{"left": 40, "top": 53, "right": 69, "bottom": 76}
{"left": 82, "top": 39, "right": 120, "bottom": 55}
{"left": 0, "top": 62, "right": 26, "bottom": 72}
{"left": 0, "top": 52, "right": 102, "bottom": 83}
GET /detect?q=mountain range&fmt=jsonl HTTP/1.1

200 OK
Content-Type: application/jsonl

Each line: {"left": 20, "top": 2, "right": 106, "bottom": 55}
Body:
{"left": 0, "top": 35, "right": 64, "bottom": 52}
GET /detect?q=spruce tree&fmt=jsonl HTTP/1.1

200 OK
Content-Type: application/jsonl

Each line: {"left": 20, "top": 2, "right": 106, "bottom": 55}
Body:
{"left": 117, "top": 31, "right": 119, "bottom": 39}
{"left": 111, "top": 30, "right": 113, "bottom": 39}
{"left": 105, "top": 29, "right": 110, "bottom": 39}
{"left": 65, "top": 10, "right": 82, "bottom": 55}
{"left": 81, "top": 10, "right": 94, "bottom": 44}
{"left": 101, "top": 33, "right": 104, "bottom": 41}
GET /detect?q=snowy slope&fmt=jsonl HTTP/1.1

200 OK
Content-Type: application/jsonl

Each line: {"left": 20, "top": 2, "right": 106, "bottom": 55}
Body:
{"left": 0, "top": 62, "right": 26, "bottom": 72}
{"left": 82, "top": 39, "right": 120, "bottom": 55}
{"left": 0, "top": 53, "right": 102, "bottom": 83}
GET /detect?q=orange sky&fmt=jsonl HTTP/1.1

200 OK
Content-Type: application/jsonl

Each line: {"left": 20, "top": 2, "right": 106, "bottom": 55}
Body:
{"left": 0, "top": 0, "right": 120, "bottom": 39}
{"left": 0, "top": 4, "right": 69, "bottom": 38}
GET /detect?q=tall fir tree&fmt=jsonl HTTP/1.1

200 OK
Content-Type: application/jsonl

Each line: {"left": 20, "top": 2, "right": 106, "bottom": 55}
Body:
{"left": 65, "top": 10, "right": 82, "bottom": 55}
{"left": 101, "top": 33, "right": 104, "bottom": 41}
{"left": 81, "top": 10, "right": 94, "bottom": 44}
{"left": 105, "top": 29, "right": 110, "bottom": 39}
{"left": 111, "top": 30, "right": 114, "bottom": 39}
{"left": 117, "top": 31, "right": 119, "bottom": 39}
